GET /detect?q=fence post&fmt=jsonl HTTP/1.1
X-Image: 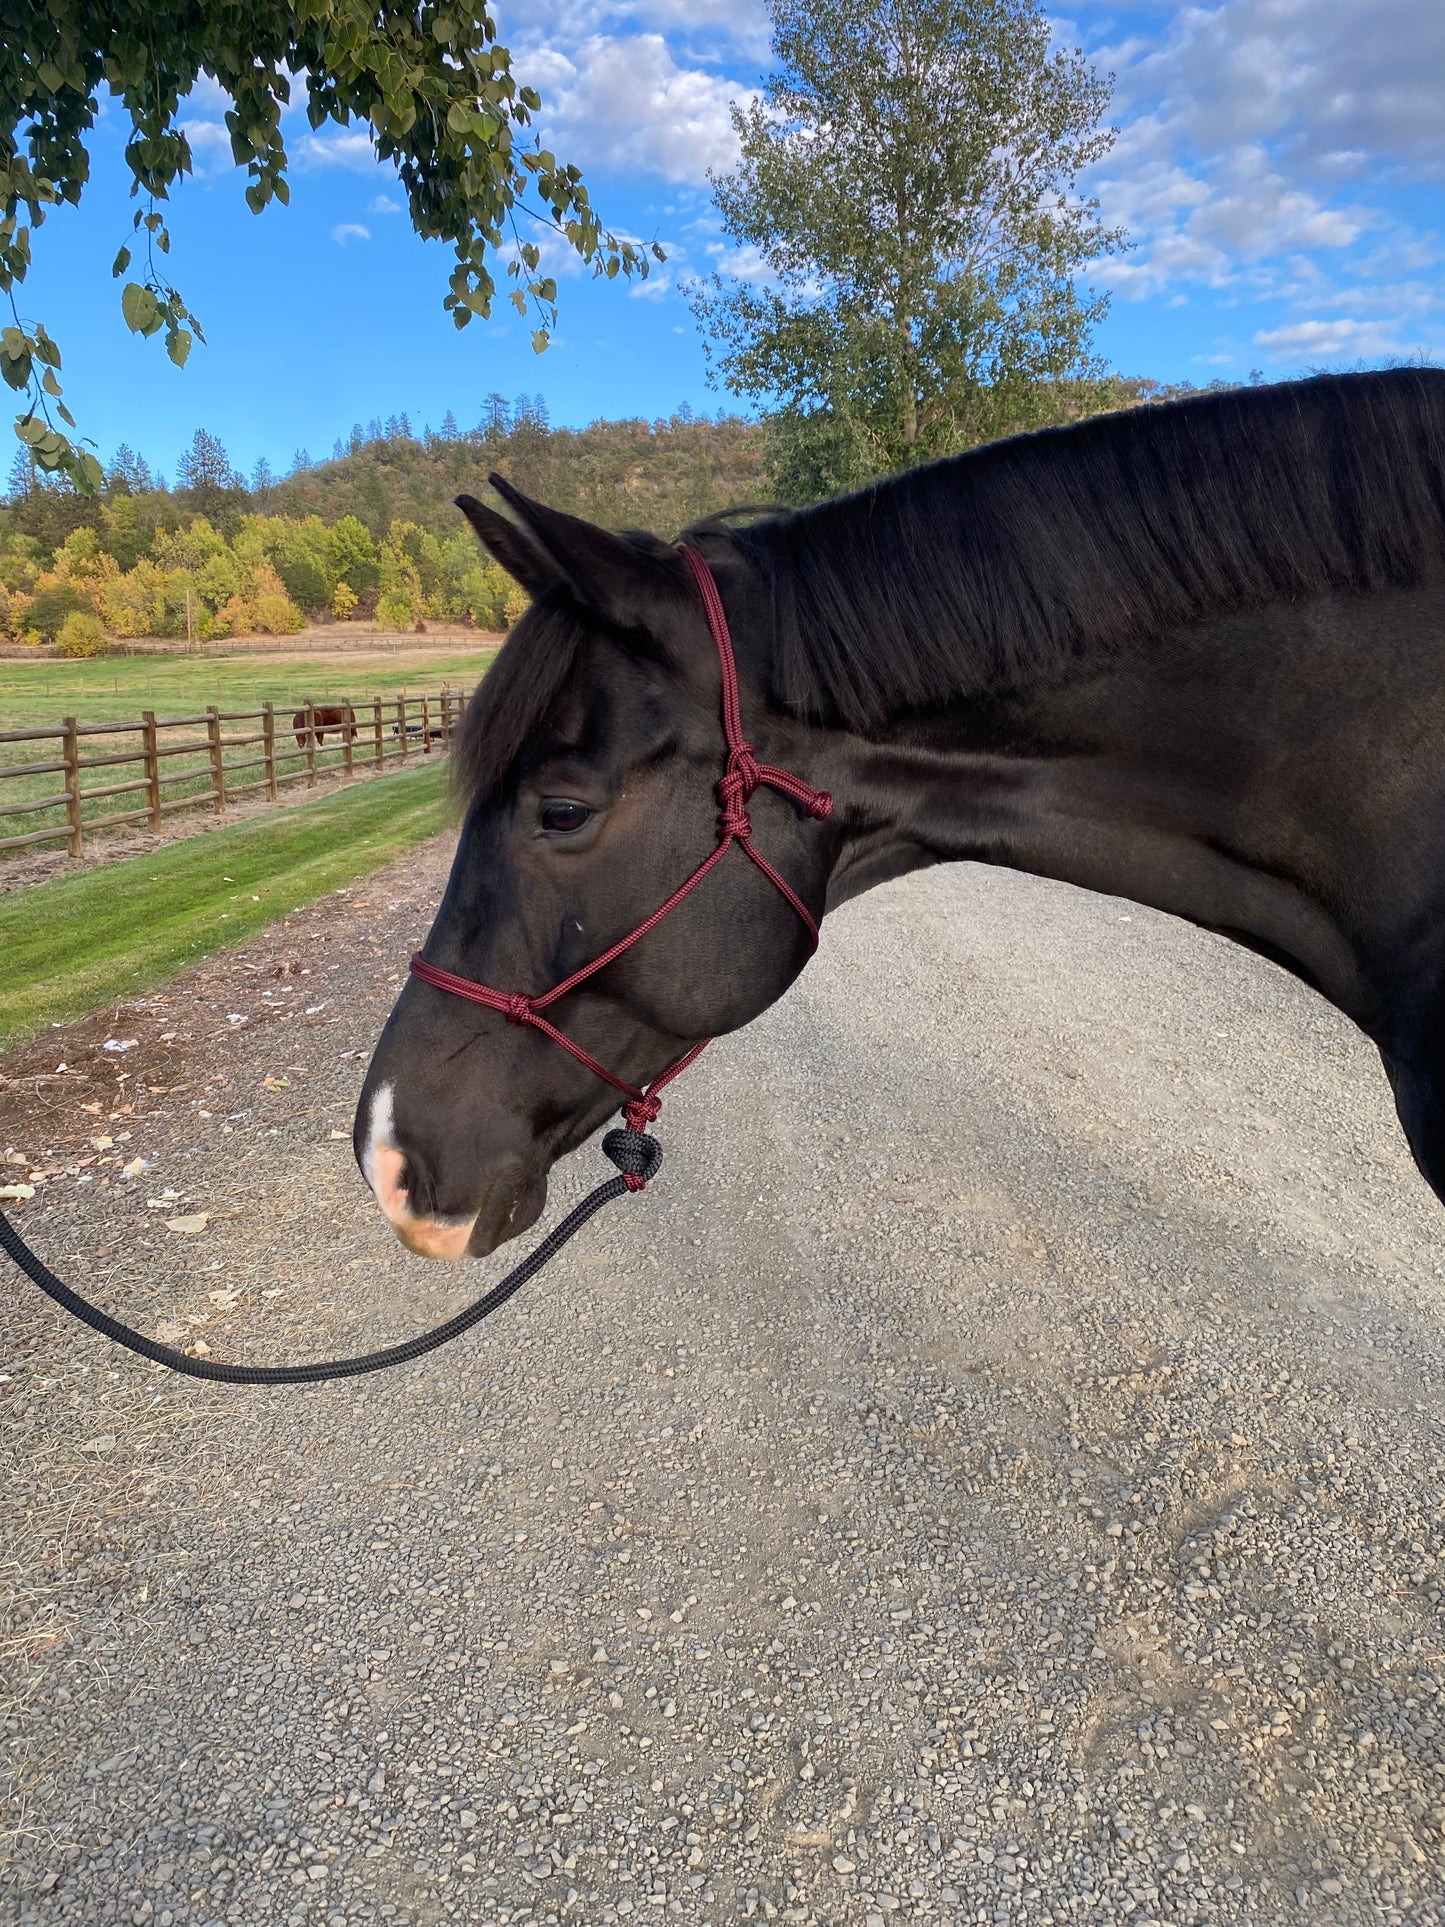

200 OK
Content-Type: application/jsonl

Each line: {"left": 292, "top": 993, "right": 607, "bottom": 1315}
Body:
{"left": 421, "top": 693, "right": 431, "bottom": 754}
{"left": 304, "top": 700, "right": 318, "bottom": 788}
{"left": 440, "top": 688, "right": 452, "bottom": 753}
{"left": 373, "top": 696, "right": 383, "bottom": 769}
{"left": 62, "top": 715, "right": 83, "bottom": 857}
{"left": 141, "top": 710, "right": 162, "bottom": 831}
{"left": 262, "top": 702, "right": 278, "bottom": 801}
{"left": 397, "top": 694, "right": 407, "bottom": 763}
{"left": 206, "top": 705, "right": 226, "bottom": 812}
{"left": 342, "top": 700, "right": 355, "bottom": 778}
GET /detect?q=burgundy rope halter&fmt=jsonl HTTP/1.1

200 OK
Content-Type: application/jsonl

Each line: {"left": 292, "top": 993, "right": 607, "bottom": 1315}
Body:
{"left": 409, "top": 545, "right": 833, "bottom": 1185}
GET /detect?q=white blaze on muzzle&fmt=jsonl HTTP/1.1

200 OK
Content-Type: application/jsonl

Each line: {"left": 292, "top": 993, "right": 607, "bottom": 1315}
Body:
{"left": 363, "top": 1081, "right": 478, "bottom": 1260}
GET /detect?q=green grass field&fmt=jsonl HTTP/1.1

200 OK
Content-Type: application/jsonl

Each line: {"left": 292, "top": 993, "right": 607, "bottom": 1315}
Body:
{"left": 0, "top": 645, "right": 493, "bottom": 857}
{"left": 0, "top": 759, "right": 456, "bottom": 1049}
{"left": 0, "top": 645, "right": 495, "bottom": 727}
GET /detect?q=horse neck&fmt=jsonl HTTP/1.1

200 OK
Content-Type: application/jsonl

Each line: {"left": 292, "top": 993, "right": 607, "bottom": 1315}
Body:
{"left": 807, "top": 599, "right": 1422, "bottom": 1032}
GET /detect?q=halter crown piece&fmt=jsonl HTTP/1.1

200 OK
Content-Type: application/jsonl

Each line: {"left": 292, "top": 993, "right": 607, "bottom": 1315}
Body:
{"left": 408, "top": 544, "right": 833, "bottom": 1184}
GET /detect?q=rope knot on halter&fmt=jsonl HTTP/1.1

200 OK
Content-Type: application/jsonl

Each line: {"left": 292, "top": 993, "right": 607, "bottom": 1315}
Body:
{"left": 716, "top": 756, "right": 756, "bottom": 839}
{"left": 623, "top": 1091, "right": 663, "bottom": 1136}
{"left": 504, "top": 992, "right": 534, "bottom": 1025}
{"left": 805, "top": 789, "right": 834, "bottom": 821}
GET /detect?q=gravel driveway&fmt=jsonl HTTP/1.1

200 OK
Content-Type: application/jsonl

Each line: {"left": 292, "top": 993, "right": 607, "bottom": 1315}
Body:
{"left": 2, "top": 839, "right": 1443, "bottom": 1927}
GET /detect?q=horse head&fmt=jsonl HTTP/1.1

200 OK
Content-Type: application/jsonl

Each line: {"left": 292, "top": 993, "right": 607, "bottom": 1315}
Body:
{"left": 354, "top": 480, "right": 839, "bottom": 1258}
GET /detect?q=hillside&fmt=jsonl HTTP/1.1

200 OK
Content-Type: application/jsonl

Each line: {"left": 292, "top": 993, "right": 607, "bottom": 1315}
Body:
{"left": 0, "top": 382, "right": 1193, "bottom": 648}
{"left": 268, "top": 410, "right": 770, "bottom": 536}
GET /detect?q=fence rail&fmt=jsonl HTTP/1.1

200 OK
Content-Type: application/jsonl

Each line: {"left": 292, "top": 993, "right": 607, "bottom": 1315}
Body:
{"left": 0, "top": 688, "right": 472, "bottom": 858}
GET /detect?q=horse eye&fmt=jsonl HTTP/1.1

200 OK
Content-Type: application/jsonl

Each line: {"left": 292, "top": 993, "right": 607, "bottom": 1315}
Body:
{"left": 540, "top": 800, "right": 592, "bottom": 835}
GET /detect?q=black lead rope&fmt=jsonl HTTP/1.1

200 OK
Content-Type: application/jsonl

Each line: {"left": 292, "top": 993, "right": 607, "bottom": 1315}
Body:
{"left": 0, "top": 1128, "right": 661, "bottom": 1386}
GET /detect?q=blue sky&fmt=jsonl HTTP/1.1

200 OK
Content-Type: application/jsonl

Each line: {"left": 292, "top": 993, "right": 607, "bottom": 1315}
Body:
{"left": 17, "top": 0, "right": 1444, "bottom": 482}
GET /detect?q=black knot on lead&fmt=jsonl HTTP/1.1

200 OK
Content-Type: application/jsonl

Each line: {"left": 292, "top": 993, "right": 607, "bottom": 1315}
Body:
{"left": 602, "top": 1128, "right": 663, "bottom": 1193}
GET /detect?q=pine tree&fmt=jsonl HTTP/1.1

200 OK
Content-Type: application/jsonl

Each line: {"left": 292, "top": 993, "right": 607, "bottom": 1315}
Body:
{"left": 7, "top": 445, "right": 36, "bottom": 501}
{"left": 441, "top": 408, "right": 461, "bottom": 441}
{"left": 291, "top": 448, "right": 313, "bottom": 473}
{"left": 176, "top": 428, "right": 240, "bottom": 514}
{"left": 106, "top": 443, "right": 154, "bottom": 494}
{"left": 251, "top": 455, "right": 277, "bottom": 497}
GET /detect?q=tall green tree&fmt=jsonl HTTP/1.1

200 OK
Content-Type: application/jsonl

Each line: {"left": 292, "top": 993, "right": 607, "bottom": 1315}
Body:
{"left": 176, "top": 428, "right": 241, "bottom": 517}
{"left": 0, "top": 4, "right": 661, "bottom": 492}
{"left": 688, "top": 0, "right": 1126, "bottom": 501}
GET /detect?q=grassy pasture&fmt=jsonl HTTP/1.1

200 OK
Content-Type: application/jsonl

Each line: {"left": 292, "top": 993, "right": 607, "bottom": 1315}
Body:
{"left": 0, "top": 646, "right": 493, "bottom": 858}
{"left": 0, "top": 646, "right": 494, "bottom": 726}
{"left": 0, "top": 759, "right": 455, "bottom": 1048}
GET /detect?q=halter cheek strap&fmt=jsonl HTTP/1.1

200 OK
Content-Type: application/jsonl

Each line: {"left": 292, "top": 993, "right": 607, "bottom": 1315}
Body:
{"left": 408, "top": 544, "right": 833, "bottom": 1180}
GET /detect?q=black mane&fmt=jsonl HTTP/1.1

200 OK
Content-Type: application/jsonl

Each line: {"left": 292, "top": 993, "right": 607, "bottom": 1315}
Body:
{"left": 723, "top": 368, "right": 1445, "bottom": 729}
{"left": 459, "top": 369, "right": 1445, "bottom": 786}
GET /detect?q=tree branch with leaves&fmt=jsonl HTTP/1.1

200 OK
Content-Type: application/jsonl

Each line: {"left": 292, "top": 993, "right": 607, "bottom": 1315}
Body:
{"left": 0, "top": 1, "right": 662, "bottom": 491}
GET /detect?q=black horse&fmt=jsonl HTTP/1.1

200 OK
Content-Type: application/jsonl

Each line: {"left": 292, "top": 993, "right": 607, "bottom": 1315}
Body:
{"left": 356, "top": 368, "right": 1445, "bottom": 1259}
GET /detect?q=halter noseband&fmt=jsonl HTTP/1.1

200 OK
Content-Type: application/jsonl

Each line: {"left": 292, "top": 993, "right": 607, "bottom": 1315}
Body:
{"left": 408, "top": 545, "right": 833, "bottom": 1183}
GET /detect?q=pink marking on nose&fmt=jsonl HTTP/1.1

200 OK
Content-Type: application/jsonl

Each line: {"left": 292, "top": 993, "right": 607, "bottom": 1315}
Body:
{"left": 370, "top": 1141, "right": 478, "bottom": 1261}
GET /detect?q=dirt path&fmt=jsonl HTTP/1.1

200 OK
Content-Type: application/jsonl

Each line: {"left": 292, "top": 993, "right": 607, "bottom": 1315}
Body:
{"left": 2, "top": 841, "right": 1443, "bottom": 1927}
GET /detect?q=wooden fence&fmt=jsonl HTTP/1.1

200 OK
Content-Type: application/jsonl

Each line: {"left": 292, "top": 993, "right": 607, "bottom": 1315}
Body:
{"left": 0, "top": 688, "right": 472, "bottom": 859}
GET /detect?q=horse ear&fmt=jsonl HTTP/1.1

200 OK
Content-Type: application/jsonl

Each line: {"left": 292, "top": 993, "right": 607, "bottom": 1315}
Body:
{"left": 483, "top": 471, "right": 685, "bottom": 630}
{"left": 455, "top": 493, "right": 563, "bottom": 599}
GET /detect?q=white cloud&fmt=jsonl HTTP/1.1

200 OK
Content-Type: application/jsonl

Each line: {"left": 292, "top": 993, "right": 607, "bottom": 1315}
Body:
{"left": 521, "top": 33, "right": 752, "bottom": 183}
{"left": 180, "top": 119, "right": 233, "bottom": 179}
{"left": 1092, "top": 137, "right": 1372, "bottom": 298}
{"left": 295, "top": 129, "right": 379, "bottom": 172}
{"left": 1088, "top": 0, "right": 1445, "bottom": 182}
{"left": 503, "top": 0, "right": 770, "bottom": 62}
{"left": 1251, "top": 316, "right": 1406, "bottom": 360}
{"left": 1070, "top": 0, "right": 1445, "bottom": 365}
{"left": 370, "top": 194, "right": 403, "bottom": 214}
{"left": 331, "top": 223, "right": 371, "bottom": 246}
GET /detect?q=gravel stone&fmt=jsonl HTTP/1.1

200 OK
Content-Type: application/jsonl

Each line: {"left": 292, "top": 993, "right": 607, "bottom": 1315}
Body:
{"left": 3, "top": 840, "right": 1445, "bottom": 1924}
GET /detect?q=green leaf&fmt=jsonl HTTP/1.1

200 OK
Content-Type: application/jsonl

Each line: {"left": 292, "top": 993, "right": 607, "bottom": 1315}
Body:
{"left": 41, "top": 368, "right": 63, "bottom": 396}
{"left": 167, "top": 327, "right": 192, "bottom": 368}
{"left": 121, "top": 281, "right": 159, "bottom": 333}
{"left": 531, "top": 328, "right": 549, "bottom": 354}
{"left": 112, "top": 244, "right": 132, "bottom": 277}
{"left": 15, "top": 413, "right": 48, "bottom": 446}
{"left": 0, "top": 352, "right": 31, "bottom": 391}
{"left": 31, "top": 325, "right": 61, "bottom": 367}
{"left": 57, "top": 401, "right": 76, "bottom": 426}
{"left": 74, "top": 450, "right": 104, "bottom": 494}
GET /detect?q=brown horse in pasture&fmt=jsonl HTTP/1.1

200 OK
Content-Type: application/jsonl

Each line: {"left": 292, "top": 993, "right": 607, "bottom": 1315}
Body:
{"left": 293, "top": 702, "right": 357, "bottom": 751}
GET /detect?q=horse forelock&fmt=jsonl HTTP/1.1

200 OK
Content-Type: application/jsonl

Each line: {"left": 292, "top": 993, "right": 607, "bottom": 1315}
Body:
{"left": 455, "top": 587, "right": 592, "bottom": 803}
